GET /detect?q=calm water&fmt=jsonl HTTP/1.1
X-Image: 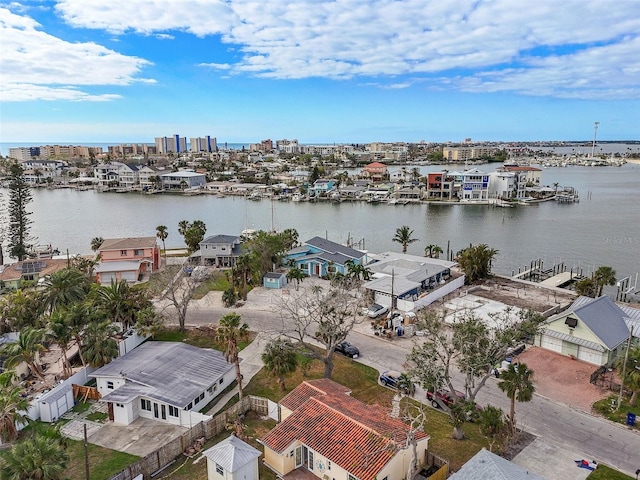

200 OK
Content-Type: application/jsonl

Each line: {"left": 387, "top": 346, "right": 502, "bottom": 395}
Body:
{"left": 2, "top": 163, "right": 639, "bottom": 279}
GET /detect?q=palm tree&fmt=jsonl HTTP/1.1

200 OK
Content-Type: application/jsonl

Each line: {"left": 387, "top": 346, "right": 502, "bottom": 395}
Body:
{"left": 156, "top": 225, "right": 168, "bottom": 262}
{"left": 216, "top": 313, "right": 249, "bottom": 400}
{"left": 0, "top": 370, "right": 30, "bottom": 443}
{"left": 424, "top": 244, "right": 443, "bottom": 258}
{"left": 93, "top": 279, "right": 135, "bottom": 328}
{"left": 594, "top": 265, "right": 616, "bottom": 297}
{"left": 344, "top": 259, "right": 372, "bottom": 283}
{"left": 261, "top": 338, "right": 298, "bottom": 391}
{"left": 392, "top": 225, "right": 418, "bottom": 253}
{"left": 0, "top": 432, "right": 69, "bottom": 480}
{"left": 0, "top": 327, "right": 46, "bottom": 381}
{"left": 456, "top": 244, "right": 499, "bottom": 283}
{"left": 42, "top": 268, "right": 88, "bottom": 313}
{"left": 234, "top": 254, "right": 254, "bottom": 301}
{"left": 46, "top": 310, "right": 74, "bottom": 379}
{"left": 90, "top": 236, "right": 104, "bottom": 254}
{"left": 498, "top": 362, "right": 535, "bottom": 436}
{"left": 286, "top": 267, "right": 306, "bottom": 291}
{"left": 575, "top": 277, "right": 597, "bottom": 297}
{"left": 82, "top": 320, "right": 119, "bottom": 367}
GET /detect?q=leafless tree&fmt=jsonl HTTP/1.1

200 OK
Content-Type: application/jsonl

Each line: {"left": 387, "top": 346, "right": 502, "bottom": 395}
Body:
{"left": 276, "top": 279, "right": 364, "bottom": 379}
{"left": 156, "top": 266, "right": 209, "bottom": 331}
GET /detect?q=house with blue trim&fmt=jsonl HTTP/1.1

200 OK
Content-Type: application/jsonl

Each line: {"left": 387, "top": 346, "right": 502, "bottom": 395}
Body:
{"left": 308, "top": 179, "right": 335, "bottom": 198}
{"left": 285, "top": 237, "right": 367, "bottom": 277}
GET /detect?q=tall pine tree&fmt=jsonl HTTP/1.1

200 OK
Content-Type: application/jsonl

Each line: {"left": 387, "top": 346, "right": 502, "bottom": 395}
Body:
{"left": 8, "top": 162, "right": 33, "bottom": 261}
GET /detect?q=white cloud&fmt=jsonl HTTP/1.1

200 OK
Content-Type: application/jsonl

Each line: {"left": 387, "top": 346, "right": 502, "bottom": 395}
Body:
{"left": 0, "top": 6, "right": 152, "bottom": 102}
{"left": 4, "top": 0, "right": 640, "bottom": 101}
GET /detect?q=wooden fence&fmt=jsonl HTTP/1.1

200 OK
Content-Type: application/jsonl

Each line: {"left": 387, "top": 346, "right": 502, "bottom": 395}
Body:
{"left": 108, "top": 395, "right": 268, "bottom": 480}
{"left": 73, "top": 384, "right": 101, "bottom": 402}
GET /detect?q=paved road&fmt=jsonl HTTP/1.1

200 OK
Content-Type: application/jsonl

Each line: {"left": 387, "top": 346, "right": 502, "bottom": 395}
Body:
{"left": 158, "top": 286, "right": 640, "bottom": 477}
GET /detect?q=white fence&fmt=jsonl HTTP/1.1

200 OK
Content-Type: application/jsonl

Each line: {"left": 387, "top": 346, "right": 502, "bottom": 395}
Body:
{"left": 397, "top": 275, "right": 466, "bottom": 312}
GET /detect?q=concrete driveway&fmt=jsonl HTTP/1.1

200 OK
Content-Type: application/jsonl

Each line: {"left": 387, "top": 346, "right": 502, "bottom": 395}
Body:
{"left": 88, "top": 417, "right": 188, "bottom": 457}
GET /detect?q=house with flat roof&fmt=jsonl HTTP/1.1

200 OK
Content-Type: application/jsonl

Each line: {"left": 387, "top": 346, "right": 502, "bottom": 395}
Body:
{"left": 261, "top": 379, "right": 429, "bottom": 480}
{"left": 536, "top": 295, "right": 631, "bottom": 365}
{"left": 285, "top": 236, "right": 367, "bottom": 277}
{"left": 95, "top": 237, "right": 160, "bottom": 285}
{"left": 160, "top": 171, "right": 206, "bottom": 190}
{"left": 362, "top": 252, "right": 464, "bottom": 312}
{"left": 90, "top": 342, "right": 235, "bottom": 426}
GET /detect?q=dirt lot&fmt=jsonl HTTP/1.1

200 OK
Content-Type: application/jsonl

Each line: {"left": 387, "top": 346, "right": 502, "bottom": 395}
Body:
{"left": 515, "top": 347, "right": 610, "bottom": 413}
{"left": 471, "top": 276, "right": 578, "bottom": 314}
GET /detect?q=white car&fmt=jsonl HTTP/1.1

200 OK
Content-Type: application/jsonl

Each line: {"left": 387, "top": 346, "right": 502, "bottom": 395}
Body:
{"left": 367, "top": 303, "right": 389, "bottom": 318}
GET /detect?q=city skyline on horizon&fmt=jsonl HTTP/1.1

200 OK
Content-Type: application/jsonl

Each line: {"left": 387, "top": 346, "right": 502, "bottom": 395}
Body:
{"left": 1, "top": 1, "right": 639, "bottom": 144}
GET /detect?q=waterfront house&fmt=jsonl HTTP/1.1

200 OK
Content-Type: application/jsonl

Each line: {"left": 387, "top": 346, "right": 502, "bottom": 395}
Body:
{"left": 308, "top": 179, "right": 335, "bottom": 198}
{"left": 261, "top": 378, "right": 429, "bottom": 480}
{"left": 362, "top": 252, "right": 464, "bottom": 313}
{"left": 536, "top": 295, "right": 631, "bottom": 365}
{"left": 426, "top": 171, "right": 456, "bottom": 200}
{"left": 197, "top": 235, "right": 244, "bottom": 267}
{"left": 160, "top": 171, "right": 206, "bottom": 190}
{"left": 90, "top": 342, "right": 234, "bottom": 426}
{"left": 0, "top": 258, "right": 70, "bottom": 291}
{"left": 95, "top": 237, "right": 160, "bottom": 285}
{"left": 452, "top": 168, "right": 489, "bottom": 201}
{"left": 285, "top": 236, "right": 367, "bottom": 277}
{"left": 488, "top": 171, "right": 517, "bottom": 199}
{"left": 137, "top": 164, "right": 162, "bottom": 189}
{"left": 203, "top": 435, "right": 261, "bottom": 480}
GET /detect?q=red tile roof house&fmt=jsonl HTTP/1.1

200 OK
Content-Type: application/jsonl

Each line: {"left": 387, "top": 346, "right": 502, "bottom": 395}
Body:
{"left": 260, "top": 379, "right": 429, "bottom": 480}
{"left": 363, "top": 162, "right": 388, "bottom": 182}
{"left": 95, "top": 237, "right": 160, "bottom": 285}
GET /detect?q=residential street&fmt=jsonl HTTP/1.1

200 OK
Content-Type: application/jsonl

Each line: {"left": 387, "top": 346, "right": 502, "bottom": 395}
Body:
{"left": 158, "top": 282, "right": 640, "bottom": 477}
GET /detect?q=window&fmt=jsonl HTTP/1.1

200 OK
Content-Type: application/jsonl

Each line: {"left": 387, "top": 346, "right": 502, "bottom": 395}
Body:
{"left": 120, "top": 250, "right": 127, "bottom": 256}
{"left": 116, "top": 403, "right": 123, "bottom": 408}
{"left": 141, "top": 399, "right": 151, "bottom": 411}
{"left": 199, "top": 392, "right": 204, "bottom": 401}
{"left": 215, "top": 463, "right": 224, "bottom": 475}
{"left": 169, "top": 406, "right": 179, "bottom": 417}
{"left": 219, "top": 379, "right": 224, "bottom": 385}
{"left": 348, "top": 475, "right": 358, "bottom": 480}
{"left": 207, "top": 386, "right": 213, "bottom": 394}
{"left": 194, "top": 396, "right": 200, "bottom": 405}
{"left": 327, "top": 460, "right": 331, "bottom": 471}
{"left": 134, "top": 249, "right": 142, "bottom": 256}
{"left": 106, "top": 381, "right": 114, "bottom": 390}
{"left": 187, "top": 402, "right": 193, "bottom": 410}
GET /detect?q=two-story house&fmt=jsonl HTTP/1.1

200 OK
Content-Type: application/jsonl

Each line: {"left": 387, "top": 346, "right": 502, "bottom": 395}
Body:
{"left": 285, "top": 237, "right": 367, "bottom": 277}
{"left": 95, "top": 237, "right": 160, "bottom": 285}
{"left": 426, "top": 171, "right": 456, "bottom": 200}
{"left": 198, "top": 235, "right": 244, "bottom": 267}
{"left": 363, "top": 161, "right": 388, "bottom": 182}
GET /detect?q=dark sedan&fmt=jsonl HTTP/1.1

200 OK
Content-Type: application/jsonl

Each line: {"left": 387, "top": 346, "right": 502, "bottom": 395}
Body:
{"left": 335, "top": 341, "right": 360, "bottom": 359}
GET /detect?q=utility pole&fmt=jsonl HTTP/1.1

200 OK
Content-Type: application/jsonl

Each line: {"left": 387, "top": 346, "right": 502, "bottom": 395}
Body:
{"left": 617, "top": 325, "right": 636, "bottom": 410}
{"left": 84, "top": 423, "right": 90, "bottom": 480}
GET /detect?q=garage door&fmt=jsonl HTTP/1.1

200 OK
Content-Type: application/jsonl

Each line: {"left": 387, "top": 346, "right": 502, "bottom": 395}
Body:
{"left": 120, "top": 271, "right": 137, "bottom": 283}
{"left": 541, "top": 335, "right": 563, "bottom": 353}
{"left": 577, "top": 346, "right": 602, "bottom": 365}
{"left": 101, "top": 272, "right": 117, "bottom": 285}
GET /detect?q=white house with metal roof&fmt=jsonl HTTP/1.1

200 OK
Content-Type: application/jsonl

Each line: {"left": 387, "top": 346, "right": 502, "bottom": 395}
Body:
{"left": 536, "top": 296, "right": 632, "bottom": 365}
{"left": 362, "top": 252, "right": 464, "bottom": 312}
{"left": 203, "top": 435, "right": 261, "bottom": 480}
{"left": 90, "top": 342, "right": 235, "bottom": 426}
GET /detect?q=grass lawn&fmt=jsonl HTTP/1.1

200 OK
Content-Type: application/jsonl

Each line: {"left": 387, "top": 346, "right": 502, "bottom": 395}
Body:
{"left": 193, "top": 271, "right": 231, "bottom": 299}
{"left": 588, "top": 464, "right": 635, "bottom": 479}
{"left": 592, "top": 395, "right": 640, "bottom": 432}
{"left": 64, "top": 440, "right": 139, "bottom": 480}
{"left": 244, "top": 352, "right": 492, "bottom": 471}
{"left": 153, "top": 326, "right": 255, "bottom": 351}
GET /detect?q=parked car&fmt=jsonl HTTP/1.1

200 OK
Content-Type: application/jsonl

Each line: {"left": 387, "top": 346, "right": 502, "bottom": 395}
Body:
{"left": 379, "top": 370, "right": 415, "bottom": 395}
{"left": 426, "top": 389, "right": 466, "bottom": 409}
{"left": 367, "top": 303, "right": 389, "bottom": 318}
{"left": 335, "top": 341, "right": 360, "bottom": 359}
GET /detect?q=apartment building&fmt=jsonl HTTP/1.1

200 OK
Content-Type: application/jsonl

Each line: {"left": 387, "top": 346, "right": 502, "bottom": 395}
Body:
{"left": 442, "top": 146, "right": 497, "bottom": 161}
{"left": 276, "top": 139, "right": 300, "bottom": 154}
{"left": 190, "top": 136, "right": 217, "bottom": 153}
{"left": 155, "top": 135, "right": 187, "bottom": 154}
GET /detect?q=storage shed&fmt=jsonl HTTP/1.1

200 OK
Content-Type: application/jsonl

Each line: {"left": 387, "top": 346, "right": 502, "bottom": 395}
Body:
{"left": 39, "top": 384, "right": 74, "bottom": 422}
{"left": 263, "top": 272, "right": 287, "bottom": 289}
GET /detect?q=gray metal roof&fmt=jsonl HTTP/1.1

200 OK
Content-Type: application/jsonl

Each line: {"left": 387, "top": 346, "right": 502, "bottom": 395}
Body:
{"left": 90, "top": 342, "right": 234, "bottom": 408}
{"left": 304, "top": 236, "right": 365, "bottom": 260}
{"left": 39, "top": 384, "right": 72, "bottom": 404}
{"left": 362, "top": 275, "right": 420, "bottom": 296}
{"left": 571, "top": 296, "right": 630, "bottom": 349}
{"left": 203, "top": 435, "right": 261, "bottom": 472}
{"left": 201, "top": 235, "right": 239, "bottom": 245}
{"left": 449, "top": 448, "right": 545, "bottom": 480}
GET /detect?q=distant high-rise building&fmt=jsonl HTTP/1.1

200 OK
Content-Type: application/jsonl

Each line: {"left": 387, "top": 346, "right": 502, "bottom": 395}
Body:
{"left": 155, "top": 135, "right": 186, "bottom": 154}
{"left": 189, "top": 136, "right": 217, "bottom": 153}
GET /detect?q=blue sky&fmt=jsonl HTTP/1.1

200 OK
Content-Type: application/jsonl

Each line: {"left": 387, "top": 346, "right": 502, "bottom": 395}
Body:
{"left": 1, "top": 0, "right": 639, "bottom": 144}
